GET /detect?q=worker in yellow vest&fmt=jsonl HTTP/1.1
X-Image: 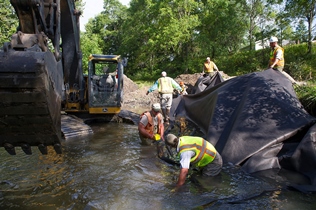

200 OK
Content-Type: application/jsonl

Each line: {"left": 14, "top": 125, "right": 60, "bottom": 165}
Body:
{"left": 165, "top": 134, "right": 222, "bottom": 189}
{"left": 268, "top": 36, "right": 284, "bottom": 71}
{"left": 203, "top": 57, "right": 219, "bottom": 77}
{"left": 146, "top": 71, "right": 182, "bottom": 125}
{"left": 268, "top": 36, "right": 297, "bottom": 84}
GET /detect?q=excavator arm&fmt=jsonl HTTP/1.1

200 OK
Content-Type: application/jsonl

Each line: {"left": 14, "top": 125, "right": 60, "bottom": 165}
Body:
{"left": 0, "top": 0, "right": 82, "bottom": 155}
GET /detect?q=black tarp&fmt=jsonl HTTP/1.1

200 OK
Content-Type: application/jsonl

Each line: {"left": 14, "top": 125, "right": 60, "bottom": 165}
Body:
{"left": 170, "top": 69, "right": 316, "bottom": 191}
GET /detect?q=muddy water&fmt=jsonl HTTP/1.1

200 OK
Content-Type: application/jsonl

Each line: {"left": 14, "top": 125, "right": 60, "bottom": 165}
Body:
{"left": 0, "top": 123, "right": 315, "bottom": 210}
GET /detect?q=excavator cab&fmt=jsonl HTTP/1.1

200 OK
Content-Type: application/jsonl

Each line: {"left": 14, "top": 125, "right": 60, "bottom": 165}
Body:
{"left": 87, "top": 54, "right": 123, "bottom": 114}
{"left": 63, "top": 54, "right": 123, "bottom": 115}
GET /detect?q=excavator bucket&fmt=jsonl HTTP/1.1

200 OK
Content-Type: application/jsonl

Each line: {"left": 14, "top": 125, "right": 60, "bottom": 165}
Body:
{"left": 0, "top": 44, "right": 63, "bottom": 155}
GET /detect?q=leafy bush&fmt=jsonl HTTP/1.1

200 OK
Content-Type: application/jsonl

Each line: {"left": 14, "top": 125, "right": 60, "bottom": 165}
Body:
{"left": 217, "top": 42, "right": 315, "bottom": 81}
{"left": 295, "top": 83, "right": 316, "bottom": 116}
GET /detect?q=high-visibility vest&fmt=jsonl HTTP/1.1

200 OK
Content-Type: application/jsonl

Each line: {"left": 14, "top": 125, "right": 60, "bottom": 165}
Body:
{"left": 140, "top": 111, "right": 162, "bottom": 135}
{"left": 158, "top": 77, "right": 174, "bottom": 94}
{"left": 204, "top": 61, "right": 214, "bottom": 73}
{"left": 269, "top": 46, "right": 284, "bottom": 67}
{"left": 178, "top": 136, "right": 216, "bottom": 167}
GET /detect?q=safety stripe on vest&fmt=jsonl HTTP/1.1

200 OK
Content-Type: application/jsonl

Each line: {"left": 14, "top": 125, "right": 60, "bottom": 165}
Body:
{"left": 179, "top": 140, "right": 216, "bottom": 164}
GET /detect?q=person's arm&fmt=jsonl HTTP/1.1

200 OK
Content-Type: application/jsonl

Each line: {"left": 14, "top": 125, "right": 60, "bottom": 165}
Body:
{"left": 270, "top": 49, "right": 282, "bottom": 68}
{"left": 146, "top": 80, "right": 159, "bottom": 95}
{"left": 270, "top": 59, "right": 279, "bottom": 69}
{"left": 138, "top": 122, "right": 154, "bottom": 140}
{"left": 159, "top": 115, "right": 165, "bottom": 141}
{"left": 213, "top": 62, "right": 219, "bottom": 71}
{"left": 171, "top": 79, "right": 182, "bottom": 92}
{"left": 202, "top": 63, "right": 206, "bottom": 73}
{"left": 177, "top": 168, "right": 189, "bottom": 187}
{"left": 176, "top": 151, "right": 194, "bottom": 186}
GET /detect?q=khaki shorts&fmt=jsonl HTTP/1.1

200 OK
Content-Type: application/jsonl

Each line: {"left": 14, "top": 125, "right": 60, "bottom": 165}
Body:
{"left": 160, "top": 93, "right": 173, "bottom": 109}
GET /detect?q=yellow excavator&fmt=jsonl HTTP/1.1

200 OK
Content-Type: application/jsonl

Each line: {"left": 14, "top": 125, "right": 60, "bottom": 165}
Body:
{"left": 63, "top": 54, "right": 124, "bottom": 116}
{"left": 0, "top": 0, "right": 124, "bottom": 155}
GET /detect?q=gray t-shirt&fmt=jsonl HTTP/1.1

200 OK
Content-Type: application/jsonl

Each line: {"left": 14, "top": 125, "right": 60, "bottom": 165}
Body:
{"left": 139, "top": 112, "right": 163, "bottom": 134}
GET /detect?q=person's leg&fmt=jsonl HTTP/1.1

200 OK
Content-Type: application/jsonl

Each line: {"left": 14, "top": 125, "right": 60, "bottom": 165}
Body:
{"left": 139, "top": 133, "right": 153, "bottom": 146}
{"left": 161, "top": 93, "right": 172, "bottom": 125}
{"left": 202, "top": 152, "right": 223, "bottom": 176}
{"left": 161, "top": 108, "right": 167, "bottom": 121}
{"left": 165, "top": 108, "right": 170, "bottom": 122}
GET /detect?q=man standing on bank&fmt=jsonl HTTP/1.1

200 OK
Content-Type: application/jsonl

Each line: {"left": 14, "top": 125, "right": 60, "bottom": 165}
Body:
{"left": 146, "top": 71, "right": 182, "bottom": 125}
{"left": 203, "top": 57, "right": 219, "bottom": 77}
{"left": 268, "top": 36, "right": 284, "bottom": 71}
{"left": 165, "top": 134, "right": 223, "bottom": 188}
{"left": 268, "top": 36, "right": 297, "bottom": 84}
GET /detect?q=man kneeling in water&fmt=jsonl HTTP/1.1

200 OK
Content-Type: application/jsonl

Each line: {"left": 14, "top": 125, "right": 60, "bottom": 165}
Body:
{"left": 165, "top": 134, "right": 223, "bottom": 188}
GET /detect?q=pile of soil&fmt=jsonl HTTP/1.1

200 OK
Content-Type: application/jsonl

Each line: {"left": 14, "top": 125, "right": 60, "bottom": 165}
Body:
{"left": 121, "top": 74, "right": 202, "bottom": 113}
{"left": 121, "top": 71, "right": 233, "bottom": 113}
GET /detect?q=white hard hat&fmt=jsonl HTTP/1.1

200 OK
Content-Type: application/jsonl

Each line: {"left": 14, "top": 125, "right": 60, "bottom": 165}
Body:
{"left": 161, "top": 71, "right": 167, "bottom": 77}
{"left": 269, "top": 36, "right": 278, "bottom": 43}
{"left": 206, "top": 57, "right": 210, "bottom": 60}
{"left": 152, "top": 103, "right": 161, "bottom": 112}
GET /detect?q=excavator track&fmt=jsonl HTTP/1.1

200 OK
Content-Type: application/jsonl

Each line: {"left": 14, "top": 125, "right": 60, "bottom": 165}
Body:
{"left": 0, "top": 47, "right": 63, "bottom": 155}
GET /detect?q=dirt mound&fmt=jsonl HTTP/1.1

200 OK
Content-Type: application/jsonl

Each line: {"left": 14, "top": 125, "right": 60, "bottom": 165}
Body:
{"left": 122, "top": 75, "right": 138, "bottom": 93}
{"left": 122, "top": 75, "right": 159, "bottom": 113}
{"left": 122, "top": 74, "right": 201, "bottom": 113}
{"left": 174, "top": 73, "right": 201, "bottom": 86}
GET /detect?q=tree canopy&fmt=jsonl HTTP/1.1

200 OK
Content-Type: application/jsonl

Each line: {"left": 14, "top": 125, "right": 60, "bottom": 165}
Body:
{"left": 0, "top": 0, "right": 314, "bottom": 79}
{"left": 80, "top": 0, "right": 314, "bottom": 78}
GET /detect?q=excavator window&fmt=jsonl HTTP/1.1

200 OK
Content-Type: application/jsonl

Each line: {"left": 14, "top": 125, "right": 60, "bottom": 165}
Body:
{"left": 88, "top": 56, "right": 123, "bottom": 108}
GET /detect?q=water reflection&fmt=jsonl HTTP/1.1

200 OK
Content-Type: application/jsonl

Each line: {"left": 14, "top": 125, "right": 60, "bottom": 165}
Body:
{"left": 0, "top": 123, "right": 315, "bottom": 209}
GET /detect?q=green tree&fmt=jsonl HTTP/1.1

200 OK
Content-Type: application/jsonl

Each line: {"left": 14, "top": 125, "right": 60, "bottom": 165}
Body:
{"left": 285, "top": 0, "right": 316, "bottom": 54}
{"left": 75, "top": 0, "right": 85, "bottom": 12}
{"left": 80, "top": 33, "right": 103, "bottom": 73}
{"left": 120, "top": 0, "right": 249, "bottom": 77}
{"left": 293, "top": 19, "right": 309, "bottom": 43}
{"left": 242, "top": 0, "right": 266, "bottom": 50}
{"left": 120, "top": 0, "right": 202, "bottom": 75}
{"left": 197, "top": 0, "right": 247, "bottom": 56}
{"left": 84, "top": 0, "right": 127, "bottom": 55}
{"left": 0, "top": 0, "right": 18, "bottom": 44}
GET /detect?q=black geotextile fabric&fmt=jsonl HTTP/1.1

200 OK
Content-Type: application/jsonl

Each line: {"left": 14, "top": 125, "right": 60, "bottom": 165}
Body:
{"left": 170, "top": 69, "right": 316, "bottom": 190}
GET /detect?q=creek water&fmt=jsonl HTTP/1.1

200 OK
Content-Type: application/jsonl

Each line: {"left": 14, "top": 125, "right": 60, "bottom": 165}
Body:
{"left": 0, "top": 123, "right": 315, "bottom": 210}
